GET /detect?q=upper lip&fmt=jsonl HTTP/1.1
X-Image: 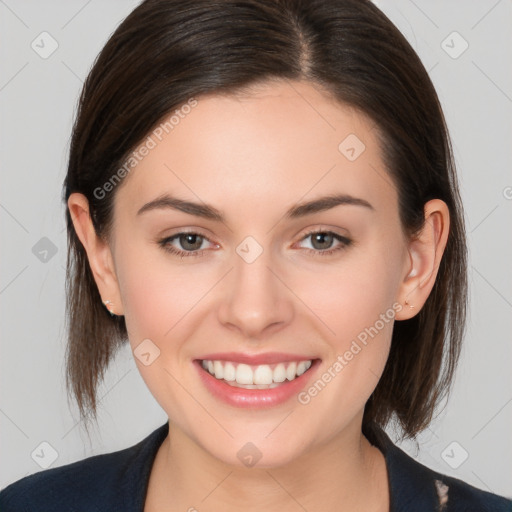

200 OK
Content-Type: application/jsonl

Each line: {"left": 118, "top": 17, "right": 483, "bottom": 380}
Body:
{"left": 197, "top": 352, "right": 318, "bottom": 365}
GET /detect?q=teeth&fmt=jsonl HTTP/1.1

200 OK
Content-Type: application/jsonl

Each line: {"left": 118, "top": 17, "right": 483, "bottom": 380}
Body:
{"left": 213, "top": 360, "right": 224, "bottom": 380}
{"left": 254, "top": 364, "right": 273, "bottom": 385}
{"left": 273, "top": 363, "right": 286, "bottom": 383}
{"left": 225, "top": 381, "right": 281, "bottom": 389}
{"left": 236, "top": 364, "right": 253, "bottom": 385}
{"left": 223, "top": 362, "right": 236, "bottom": 381}
{"left": 201, "top": 359, "right": 313, "bottom": 386}
{"left": 297, "top": 361, "right": 308, "bottom": 376}
{"left": 286, "top": 362, "right": 297, "bottom": 381}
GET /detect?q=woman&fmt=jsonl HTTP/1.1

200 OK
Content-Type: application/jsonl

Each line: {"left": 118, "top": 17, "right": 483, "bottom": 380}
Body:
{"left": 1, "top": 0, "right": 510, "bottom": 510}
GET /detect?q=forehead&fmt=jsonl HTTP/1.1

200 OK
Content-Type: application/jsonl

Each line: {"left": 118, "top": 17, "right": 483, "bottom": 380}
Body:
{"left": 114, "top": 80, "right": 397, "bottom": 223}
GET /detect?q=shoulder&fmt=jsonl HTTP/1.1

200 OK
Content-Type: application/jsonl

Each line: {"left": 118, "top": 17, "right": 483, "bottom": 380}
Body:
{"left": 435, "top": 472, "right": 512, "bottom": 511}
{"left": 0, "top": 449, "right": 128, "bottom": 512}
{"left": 396, "top": 456, "right": 512, "bottom": 512}
{"left": 0, "top": 422, "right": 169, "bottom": 512}
{"left": 0, "top": 443, "right": 139, "bottom": 512}
{"left": 367, "top": 424, "right": 512, "bottom": 511}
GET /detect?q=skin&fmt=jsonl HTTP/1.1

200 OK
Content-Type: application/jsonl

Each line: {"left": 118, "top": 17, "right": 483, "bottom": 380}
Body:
{"left": 68, "top": 79, "right": 449, "bottom": 512}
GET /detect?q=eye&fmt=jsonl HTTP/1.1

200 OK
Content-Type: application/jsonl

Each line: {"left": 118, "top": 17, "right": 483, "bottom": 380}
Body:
{"left": 158, "top": 231, "right": 217, "bottom": 258}
{"left": 158, "top": 229, "right": 352, "bottom": 259}
{"left": 296, "top": 229, "right": 352, "bottom": 257}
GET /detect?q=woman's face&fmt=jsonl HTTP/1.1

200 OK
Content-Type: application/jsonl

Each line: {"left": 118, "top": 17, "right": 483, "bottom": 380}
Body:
{"left": 109, "top": 80, "right": 412, "bottom": 466}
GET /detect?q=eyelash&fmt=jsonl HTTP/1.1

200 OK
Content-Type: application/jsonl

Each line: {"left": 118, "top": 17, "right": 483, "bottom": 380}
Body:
{"left": 158, "top": 229, "right": 352, "bottom": 259}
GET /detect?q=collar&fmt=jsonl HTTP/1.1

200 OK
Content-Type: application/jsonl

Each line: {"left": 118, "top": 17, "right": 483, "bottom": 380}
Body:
{"left": 364, "top": 422, "right": 443, "bottom": 511}
{"left": 127, "top": 421, "right": 444, "bottom": 511}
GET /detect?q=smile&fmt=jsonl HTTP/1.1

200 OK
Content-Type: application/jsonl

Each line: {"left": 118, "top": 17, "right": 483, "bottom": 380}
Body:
{"left": 194, "top": 356, "right": 320, "bottom": 408}
{"left": 201, "top": 359, "right": 313, "bottom": 389}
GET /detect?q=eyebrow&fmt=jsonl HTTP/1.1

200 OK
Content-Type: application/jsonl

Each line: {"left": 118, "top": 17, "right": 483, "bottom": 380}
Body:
{"left": 136, "top": 193, "right": 374, "bottom": 221}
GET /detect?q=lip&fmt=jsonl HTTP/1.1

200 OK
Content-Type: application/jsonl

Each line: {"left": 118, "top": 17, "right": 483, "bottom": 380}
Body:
{"left": 194, "top": 357, "right": 321, "bottom": 409}
{"left": 197, "top": 352, "right": 315, "bottom": 365}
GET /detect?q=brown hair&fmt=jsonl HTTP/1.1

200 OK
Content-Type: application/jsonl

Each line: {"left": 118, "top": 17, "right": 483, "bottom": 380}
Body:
{"left": 63, "top": 0, "right": 467, "bottom": 438}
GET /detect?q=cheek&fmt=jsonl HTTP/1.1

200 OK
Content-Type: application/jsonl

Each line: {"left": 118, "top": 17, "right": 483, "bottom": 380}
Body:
{"left": 114, "top": 246, "right": 211, "bottom": 418}
{"left": 116, "top": 243, "right": 210, "bottom": 345}
{"left": 297, "top": 288, "right": 395, "bottom": 432}
{"left": 292, "top": 237, "right": 402, "bottom": 413}
{"left": 290, "top": 235, "right": 403, "bottom": 340}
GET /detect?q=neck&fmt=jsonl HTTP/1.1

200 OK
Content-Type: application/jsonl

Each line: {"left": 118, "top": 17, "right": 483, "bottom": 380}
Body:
{"left": 145, "top": 417, "right": 390, "bottom": 512}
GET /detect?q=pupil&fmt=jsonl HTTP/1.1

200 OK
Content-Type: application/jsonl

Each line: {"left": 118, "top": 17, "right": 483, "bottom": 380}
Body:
{"left": 182, "top": 234, "right": 201, "bottom": 250}
{"left": 313, "top": 233, "right": 332, "bottom": 250}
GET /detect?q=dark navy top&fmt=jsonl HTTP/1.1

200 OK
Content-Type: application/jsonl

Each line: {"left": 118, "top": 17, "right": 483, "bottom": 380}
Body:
{"left": 1, "top": 421, "right": 510, "bottom": 511}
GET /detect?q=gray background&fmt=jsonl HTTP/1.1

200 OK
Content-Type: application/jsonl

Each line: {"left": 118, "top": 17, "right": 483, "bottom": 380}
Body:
{"left": 1, "top": 0, "right": 511, "bottom": 498}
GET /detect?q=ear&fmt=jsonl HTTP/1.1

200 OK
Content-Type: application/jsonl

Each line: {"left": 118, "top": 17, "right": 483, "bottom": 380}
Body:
{"left": 395, "top": 199, "right": 450, "bottom": 320}
{"left": 67, "top": 193, "right": 124, "bottom": 316}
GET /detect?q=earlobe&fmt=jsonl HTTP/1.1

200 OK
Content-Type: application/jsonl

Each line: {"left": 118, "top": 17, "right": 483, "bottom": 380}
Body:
{"left": 395, "top": 199, "right": 450, "bottom": 321}
{"left": 67, "top": 193, "right": 124, "bottom": 316}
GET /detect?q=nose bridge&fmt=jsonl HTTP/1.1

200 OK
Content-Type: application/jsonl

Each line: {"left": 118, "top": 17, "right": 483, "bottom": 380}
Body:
{"left": 217, "top": 235, "right": 293, "bottom": 337}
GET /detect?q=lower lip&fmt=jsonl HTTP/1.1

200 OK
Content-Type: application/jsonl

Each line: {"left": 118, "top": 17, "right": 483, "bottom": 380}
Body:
{"left": 194, "top": 359, "right": 320, "bottom": 409}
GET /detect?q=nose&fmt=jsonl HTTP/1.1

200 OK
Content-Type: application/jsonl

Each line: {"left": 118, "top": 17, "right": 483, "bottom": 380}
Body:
{"left": 217, "top": 245, "right": 294, "bottom": 340}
